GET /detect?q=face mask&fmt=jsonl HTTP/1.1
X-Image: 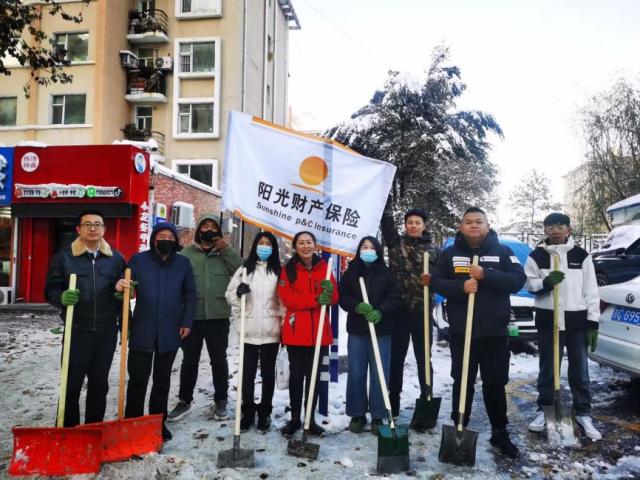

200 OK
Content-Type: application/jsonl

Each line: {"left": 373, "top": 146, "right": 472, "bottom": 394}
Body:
{"left": 200, "top": 230, "right": 220, "bottom": 242}
{"left": 256, "top": 245, "right": 273, "bottom": 261}
{"left": 156, "top": 239, "right": 176, "bottom": 254}
{"left": 360, "top": 250, "right": 378, "bottom": 263}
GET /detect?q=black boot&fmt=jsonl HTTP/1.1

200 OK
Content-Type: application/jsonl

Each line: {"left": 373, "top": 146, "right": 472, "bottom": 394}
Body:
{"left": 162, "top": 422, "right": 173, "bottom": 442}
{"left": 308, "top": 417, "right": 325, "bottom": 436}
{"left": 281, "top": 412, "right": 302, "bottom": 437}
{"left": 390, "top": 392, "right": 400, "bottom": 418}
{"left": 490, "top": 428, "right": 519, "bottom": 458}
{"left": 257, "top": 404, "right": 272, "bottom": 432}
{"left": 240, "top": 404, "right": 256, "bottom": 432}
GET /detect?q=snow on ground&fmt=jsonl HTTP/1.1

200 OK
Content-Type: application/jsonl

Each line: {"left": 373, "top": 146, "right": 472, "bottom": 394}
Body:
{"left": 1, "top": 313, "right": 639, "bottom": 479}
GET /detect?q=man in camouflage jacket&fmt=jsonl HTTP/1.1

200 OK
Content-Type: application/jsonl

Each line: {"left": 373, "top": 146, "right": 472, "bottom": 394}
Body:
{"left": 380, "top": 201, "right": 440, "bottom": 417}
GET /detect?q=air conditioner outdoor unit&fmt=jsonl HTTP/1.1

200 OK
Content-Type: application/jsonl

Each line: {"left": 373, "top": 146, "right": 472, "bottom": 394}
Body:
{"left": 0, "top": 287, "right": 14, "bottom": 305}
{"left": 171, "top": 202, "right": 194, "bottom": 229}
{"left": 155, "top": 56, "right": 173, "bottom": 70}
{"left": 119, "top": 50, "right": 139, "bottom": 69}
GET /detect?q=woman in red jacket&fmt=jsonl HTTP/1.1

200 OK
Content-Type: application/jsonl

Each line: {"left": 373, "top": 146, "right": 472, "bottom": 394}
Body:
{"left": 277, "top": 231, "right": 338, "bottom": 437}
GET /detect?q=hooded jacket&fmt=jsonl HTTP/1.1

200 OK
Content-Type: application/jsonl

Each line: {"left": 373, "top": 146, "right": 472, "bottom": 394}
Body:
{"left": 525, "top": 237, "right": 600, "bottom": 332}
{"left": 431, "top": 229, "right": 526, "bottom": 338}
{"left": 127, "top": 222, "right": 196, "bottom": 354}
{"left": 45, "top": 237, "right": 126, "bottom": 331}
{"left": 181, "top": 213, "right": 242, "bottom": 320}
{"left": 277, "top": 257, "right": 338, "bottom": 347}
{"left": 225, "top": 262, "right": 282, "bottom": 345}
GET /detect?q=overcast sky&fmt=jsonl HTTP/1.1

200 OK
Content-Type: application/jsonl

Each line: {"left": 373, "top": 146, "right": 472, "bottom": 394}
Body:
{"left": 287, "top": 0, "right": 639, "bottom": 224}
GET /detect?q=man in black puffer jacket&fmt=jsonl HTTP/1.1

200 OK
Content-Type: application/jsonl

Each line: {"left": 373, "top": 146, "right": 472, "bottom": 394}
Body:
{"left": 432, "top": 207, "right": 526, "bottom": 459}
{"left": 45, "top": 210, "right": 126, "bottom": 427}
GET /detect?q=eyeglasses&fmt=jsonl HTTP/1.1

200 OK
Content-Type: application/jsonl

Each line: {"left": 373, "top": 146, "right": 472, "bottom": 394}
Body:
{"left": 80, "top": 222, "right": 104, "bottom": 230}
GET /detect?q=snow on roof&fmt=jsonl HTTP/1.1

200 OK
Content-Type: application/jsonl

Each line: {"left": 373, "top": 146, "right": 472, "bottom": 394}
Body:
{"left": 592, "top": 224, "right": 640, "bottom": 253}
{"left": 607, "top": 192, "right": 640, "bottom": 212}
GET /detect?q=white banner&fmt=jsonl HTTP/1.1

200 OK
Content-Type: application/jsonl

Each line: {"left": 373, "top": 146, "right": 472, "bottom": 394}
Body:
{"left": 222, "top": 111, "right": 396, "bottom": 256}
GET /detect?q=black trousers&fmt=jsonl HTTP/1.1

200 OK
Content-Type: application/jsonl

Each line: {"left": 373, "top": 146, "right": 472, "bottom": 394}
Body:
{"left": 242, "top": 342, "right": 279, "bottom": 415}
{"left": 449, "top": 334, "right": 510, "bottom": 430}
{"left": 178, "top": 319, "right": 229, "bottom": 403}
{"left": 287, "top": 345, "right": 328, "bottom": 417}
{"left": 60, "top": 323, "right": 117, "bottom": 427}
{"left": 125, "top": 348, "right": 178, "bottom": 421}
{"left": 389, "top": 309, "right": 433, "bottom": 403}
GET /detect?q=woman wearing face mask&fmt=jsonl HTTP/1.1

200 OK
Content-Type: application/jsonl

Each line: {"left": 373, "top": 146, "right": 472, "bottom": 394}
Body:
{"left": 339, "top": 236, "right": 402, "bottom": 434}
{"left": 225, "top": 232, "right": 282, "bottom": 432}
{"left": 277, "top": 231, "right": 339, "bottom": 437}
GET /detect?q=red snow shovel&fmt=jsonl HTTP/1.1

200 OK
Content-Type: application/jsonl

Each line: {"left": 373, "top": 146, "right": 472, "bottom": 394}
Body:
{"left": 9, "top": 274, "right": 103, "bottom": 476}
{"left": 77, "top": 268, "right": 163, "bottom": 462}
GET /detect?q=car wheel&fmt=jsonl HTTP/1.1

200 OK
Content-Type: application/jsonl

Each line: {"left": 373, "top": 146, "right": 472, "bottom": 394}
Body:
{"left": 596, "top": 272, "right": 608, "bottom": 286}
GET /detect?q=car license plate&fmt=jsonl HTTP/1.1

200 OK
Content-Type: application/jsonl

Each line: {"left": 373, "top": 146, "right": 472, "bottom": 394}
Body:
{"left": 610, "top": 306, "right": 640, "bottom": 326}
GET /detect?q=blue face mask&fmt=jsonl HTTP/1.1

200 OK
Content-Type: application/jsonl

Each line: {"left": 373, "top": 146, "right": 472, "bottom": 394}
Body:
{"left": 360, "top": 249, "right": 378, "bottom": 263}
{"left": 256, "top": 245, "right": 273, "bottom": 261}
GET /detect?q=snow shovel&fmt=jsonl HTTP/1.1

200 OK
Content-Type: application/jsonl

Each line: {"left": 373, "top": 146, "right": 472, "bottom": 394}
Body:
{"left": 77, "top": 268, "right": 163, "bottom": 463}
{"left": 542, "top": 253, "right": 579, "bottom": 447}
{"left": 359, "top": 278, "right": 410, "bottom": 474}
{"left": 439, "top": 256, "right": 479, "bottom": 467}
{"left": 411, "top": 251, "right": 442, "bottom": 431}
{"left": 218, "top": 267, "right": 255, "bottom": 468}
{"left": 287, "top": 257, "right": 333, "bottom": 460}
{"left": 9, "top": 274, "right": 103, "bottom": 476}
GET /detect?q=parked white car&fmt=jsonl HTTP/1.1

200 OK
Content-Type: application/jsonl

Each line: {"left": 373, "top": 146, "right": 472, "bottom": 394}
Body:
{"left": 589, "top": 275, "right": 640, "bottom": 378}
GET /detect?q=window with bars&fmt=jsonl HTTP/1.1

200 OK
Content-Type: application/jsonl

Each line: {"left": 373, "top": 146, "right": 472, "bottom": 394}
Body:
{"left": 178, "top": 103, "right": 213, "bottom": 134}
{"left": 179, "top": 41, "right": 215, "bottom": 73}
{"left": 53, "top": 32, "right": 89, "bottom": 62}
{"left": 51, "top": 94, "right": 86, "bottom": 125}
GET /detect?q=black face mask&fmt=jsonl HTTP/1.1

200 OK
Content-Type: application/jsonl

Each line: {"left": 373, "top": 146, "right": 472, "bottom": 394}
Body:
{"left": 156, "top": 240, "right": 175, "bottom": 254}
{"left": 200, "top": 230, "right": 221, "bottom": 242}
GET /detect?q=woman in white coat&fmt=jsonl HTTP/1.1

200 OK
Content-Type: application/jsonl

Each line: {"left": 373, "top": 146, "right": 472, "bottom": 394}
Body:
{"left": 225, "top": 231, "right": 282, "bottom": 431}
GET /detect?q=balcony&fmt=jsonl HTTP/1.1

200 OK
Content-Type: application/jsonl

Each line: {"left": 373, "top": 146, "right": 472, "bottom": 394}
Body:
{"left": 127, "top": 9, "right": 169, "bottom": 44}
{"left": 125, "top": 70, "right": 167, "bottom": 103}
{"left": 122, "top": 125, "right": 165, "bottom": 157}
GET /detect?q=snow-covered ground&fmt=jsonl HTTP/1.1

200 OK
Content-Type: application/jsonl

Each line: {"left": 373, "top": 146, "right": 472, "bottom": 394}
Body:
{"left": 1, "top": 313, "right": 639, "bottom": 479}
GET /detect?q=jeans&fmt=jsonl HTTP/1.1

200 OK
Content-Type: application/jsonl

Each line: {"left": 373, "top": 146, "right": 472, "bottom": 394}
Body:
{"left": 125, "top": 348, "right": 178, "bottom": 421}
{"left": 389, "top": 309, "right": 434, "bottom": 406}
{"left": 449, "top": 334, "right": 510, "bottom": 430}
{"left": 536, "top": 328, "right": 591, "bottom": 415}
{"left": 60, "top": 323, "right": 117, "bottom": 427}
{"left": 287, "top": 345, "right": 328, "bottom": 418}
{"left": 242, "top": 342, "right": 279, "bottom": 415}
{"left": 346, "top": 333, "right": 391, "bottom": 420}
{"left": 178, "top": 319, "right": 229, "bottom": 403}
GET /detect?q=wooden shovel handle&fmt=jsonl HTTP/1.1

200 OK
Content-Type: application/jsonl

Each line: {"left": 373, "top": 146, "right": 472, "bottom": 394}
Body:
{"left": 423, "top": 251, "right": 431, "bottom": 398}
{"left": 457, "top": 255, "right": 478, "bottom": 432}
{"left": 57, "top": 274, "right": 77, "bottom": 428}
{"left": 118, "top": 268, "right": 132, "bottom": 420}
{"left": 553, "top": 254, "right": 561, "bottom": 392}
{"left": 234, "top": 268, "right": 248, "bottom": 437}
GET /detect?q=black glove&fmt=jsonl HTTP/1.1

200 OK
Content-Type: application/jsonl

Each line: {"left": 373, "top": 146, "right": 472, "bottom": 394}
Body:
{"left": 236, "top": 282, "right": 251, "bottom": 298}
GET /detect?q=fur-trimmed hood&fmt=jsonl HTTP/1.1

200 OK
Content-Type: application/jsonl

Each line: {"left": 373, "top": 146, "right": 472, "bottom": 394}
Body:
{"left": 71, "top": 237, "right": 113, "bottom": 257}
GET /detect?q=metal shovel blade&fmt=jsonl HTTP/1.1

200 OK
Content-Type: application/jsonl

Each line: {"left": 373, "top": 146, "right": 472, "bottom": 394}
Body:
{"left": 287, "top": 432, "right": 320, "bottom": 460}
{"left": 376, "top": 424, "right": 410, "bottom": 474}
{"left": 438, "top": 424, "right": 478, "bottom": 467}
{"left": 410, "top": 396, "right": 442, "bottom": 431}
{"left": 217, "top": 436, "right": 255, "bottom": 468}
{"left": 543, "top": 403, "right": 579, "bottom": 448}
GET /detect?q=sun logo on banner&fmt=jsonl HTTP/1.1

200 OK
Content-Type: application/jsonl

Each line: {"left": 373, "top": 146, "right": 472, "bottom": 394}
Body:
{"left": 292, "top": 156, "right": 328, "bottom": 194}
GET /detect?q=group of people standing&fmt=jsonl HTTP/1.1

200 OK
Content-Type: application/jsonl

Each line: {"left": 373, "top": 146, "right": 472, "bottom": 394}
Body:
{"left": 45, "top": 202, "right": 601, "bottom": 455}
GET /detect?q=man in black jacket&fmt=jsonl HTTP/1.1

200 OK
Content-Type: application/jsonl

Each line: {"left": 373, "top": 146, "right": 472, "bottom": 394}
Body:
{"left": 45, "top": 210, "right": 126, "bottom": 427}
{"left": 431, "top": 207, "right": 526, "bottom": 458}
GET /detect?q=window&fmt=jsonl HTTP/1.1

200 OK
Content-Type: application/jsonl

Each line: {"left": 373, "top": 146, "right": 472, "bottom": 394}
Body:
{"left": 140, "top": 0, "right": 155, "bottom": 11}
{"left": 176, "top": 162, "right": 214, "bottom": 187}
{"left": 179, "top": 0, "right": 216, "bottom": 14}
{"left": 179, "top": 42, "right": 214, "bottom": 73}
{"left": 54, "top": 32, "right": 89, "bottom": 62}
{"left": 51, "top": 94, "right": 86, "bottom": 124}
{"left": 135, "top": 106, "right": 153, "bottom": 130}
{"left": 136, "top": 47, "right": 155, "bottom": 68}
{"left": 178, "top": 103, "right": 213, "bottom": 134}
{"left": 0, "top": 98, "right": 17, "bottom": 126}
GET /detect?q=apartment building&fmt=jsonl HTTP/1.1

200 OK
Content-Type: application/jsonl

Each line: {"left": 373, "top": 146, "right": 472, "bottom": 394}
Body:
{"left": 0, "top": 0, "right": 300, "bottom": 192}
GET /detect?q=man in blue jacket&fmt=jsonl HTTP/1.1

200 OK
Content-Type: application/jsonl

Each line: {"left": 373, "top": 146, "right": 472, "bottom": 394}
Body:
{"left": 116, "top": 222, "right": 196, "bottom": 441}
{"left": 432, "top": 207, "right": 526, "bottom": 458}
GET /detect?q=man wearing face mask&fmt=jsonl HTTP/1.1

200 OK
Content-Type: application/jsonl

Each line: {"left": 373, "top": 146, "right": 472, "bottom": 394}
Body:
{"left": 117, "top": 222, "right": 196, "bottom": 441}
{"left": 168, "top": 214, "right": 242, "bottom": 422}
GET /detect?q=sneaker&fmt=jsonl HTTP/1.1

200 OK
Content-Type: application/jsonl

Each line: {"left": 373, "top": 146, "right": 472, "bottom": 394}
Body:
{"left": 257, "top": 413, "right": 271, "bottom": 432}
{"left": 371, "top": 418, "right": 383, "bottom": 435}
{"left": 575, "top": 415, "right": 602, "bottom": 440}
{"left": 308, "top": 418, "right": 325, "bottom": 436}
{"left": 489, "top": 429, "right": 519, "bottom": 458}
{"left": 162, "top": 423, "right": 173, "bottom": 442}
{"left": 281, "top": 417, "right": 302, "bottom": 437}
{"left": 528, "top": 411, "right": 546, "bottom": 433}
{"left": 167, "top": 400, "right": 191, "bottom": 422}
{"left": 210, "top": 401, "right": 228, "bottom": 420}
{"left": 348, "top": 416, "right": 366, "bottom": 433}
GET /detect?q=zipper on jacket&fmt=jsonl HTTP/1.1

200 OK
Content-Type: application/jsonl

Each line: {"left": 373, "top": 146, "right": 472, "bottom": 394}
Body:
{"left": 91, "top": 256, "right": 97, "bottom": 331}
